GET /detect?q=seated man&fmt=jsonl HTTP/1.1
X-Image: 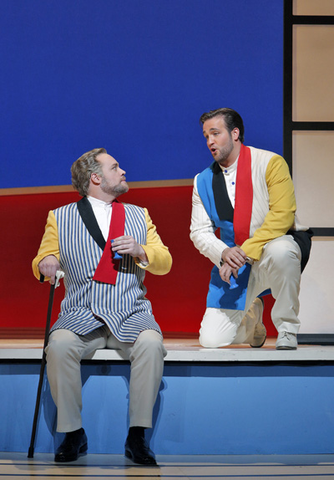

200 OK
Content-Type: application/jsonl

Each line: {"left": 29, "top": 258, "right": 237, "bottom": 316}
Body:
{"left": 190, "top": 108, "right": 312, "bottom": 350}
{"left": 32, "top": 148, "right": 172, "bottom": 465}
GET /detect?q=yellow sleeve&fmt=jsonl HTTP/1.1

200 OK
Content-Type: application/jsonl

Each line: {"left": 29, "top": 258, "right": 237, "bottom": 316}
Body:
{"left": 32, "top": 210, "right": 60, "bottom": 280}
{"left": 138, "top": 208, "right": 172, "bottom": 275}
{"left": 241, "top": 155, "right": 296, "bottom": 260}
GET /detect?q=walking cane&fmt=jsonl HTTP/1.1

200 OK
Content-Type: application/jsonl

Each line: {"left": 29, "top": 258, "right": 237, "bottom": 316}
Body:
{"left": 28, "top": 270, "right": 65, "bottom": 458}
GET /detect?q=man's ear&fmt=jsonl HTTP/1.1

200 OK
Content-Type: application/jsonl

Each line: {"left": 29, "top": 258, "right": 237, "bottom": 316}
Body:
{"left": 91, "top": 172, "right": 102, "bottom": 186}
{"left": 232, "top": 128, "right": 240, "bottom": 141}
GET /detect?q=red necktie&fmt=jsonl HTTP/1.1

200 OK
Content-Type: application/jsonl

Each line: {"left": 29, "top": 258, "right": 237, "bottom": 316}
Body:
{"left": 93, "top": 200, "right": 125, "bottom": 284}
{"left": 233, "top": 144, "right": 253, "bottom": 246}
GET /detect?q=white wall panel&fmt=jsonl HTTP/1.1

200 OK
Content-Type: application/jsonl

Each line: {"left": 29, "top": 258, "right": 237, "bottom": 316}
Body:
{"left": 299, "top": 238, "right": 334, "bottom": 333}
{"left": 294, "top": 0, "right": 334, "bottom": 15}
{"left": 293, "top": 25, "right": 334, "bottom": 121}
{"left": 293, "top": 131, "right": 334, "bottom": 228}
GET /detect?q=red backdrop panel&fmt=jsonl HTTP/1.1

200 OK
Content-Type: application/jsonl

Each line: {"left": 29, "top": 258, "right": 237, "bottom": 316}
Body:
{"left": 0, "top": 188, "right": 276, "bottom": 337}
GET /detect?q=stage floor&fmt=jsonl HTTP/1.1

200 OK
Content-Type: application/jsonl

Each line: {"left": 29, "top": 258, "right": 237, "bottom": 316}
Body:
{"left": 1, "top": 451, "right": 334, "bottom": 480}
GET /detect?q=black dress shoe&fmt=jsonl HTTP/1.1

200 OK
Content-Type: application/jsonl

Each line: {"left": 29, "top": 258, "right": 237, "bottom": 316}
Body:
{"left": 125, "top": 434, "right": 157, "bottom": 465}
{"left": 55, "top": 428, "right": 88, "bottom": 462}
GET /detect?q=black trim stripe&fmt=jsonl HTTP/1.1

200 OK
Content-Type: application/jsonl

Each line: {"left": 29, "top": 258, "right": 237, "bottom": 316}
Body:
{"left": 311, "top": 227, "right": 334, "bottom": 237}
{"left": 293, "top": 15, "right": 334, "bottom": 25}
{"left": 292, "top": 122, "right": 334, "bottom": 130}
{"left": 283, "top": 0, "right": 293, "bottom": 172}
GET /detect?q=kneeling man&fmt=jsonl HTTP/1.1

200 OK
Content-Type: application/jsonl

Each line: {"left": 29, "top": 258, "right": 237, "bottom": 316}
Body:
{"left": 190, "top": 108, "right": 312, "bottom": 350}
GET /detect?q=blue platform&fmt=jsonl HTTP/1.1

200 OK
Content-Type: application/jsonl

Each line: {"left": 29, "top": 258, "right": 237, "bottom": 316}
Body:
{"left": 1, "top": 339, "right": 334, "bottom": 456}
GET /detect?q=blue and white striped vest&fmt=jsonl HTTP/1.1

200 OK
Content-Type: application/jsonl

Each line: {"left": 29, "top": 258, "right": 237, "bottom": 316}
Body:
{"left": 51, "top": 202, "right": 161, "bottom": 342}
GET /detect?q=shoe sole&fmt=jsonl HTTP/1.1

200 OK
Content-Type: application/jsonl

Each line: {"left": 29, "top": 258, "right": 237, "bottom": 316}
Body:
{"left": 250, "top": 299, "right": 266, "bottom": 348}
{"left": 276, "top": 345, "right": 297, "bottom": 350}
{"left": 250, "top": 327, "right": 267, "bottom": 348}
{"left": 250, "top": 337, "right": 266, "bottom": 348}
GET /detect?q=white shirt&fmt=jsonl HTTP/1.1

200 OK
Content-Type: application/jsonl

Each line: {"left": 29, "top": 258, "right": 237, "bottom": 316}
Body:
{"left": 87, "top": 196, "right": 112, "bottom": 241}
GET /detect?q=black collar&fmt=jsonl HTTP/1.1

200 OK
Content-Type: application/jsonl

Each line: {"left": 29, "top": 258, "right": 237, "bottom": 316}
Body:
{"left": 211, "top": 162, "right": 234, "bottom": 222}
{"left": 76, "top": 197, "right": 106, "bottom": 250}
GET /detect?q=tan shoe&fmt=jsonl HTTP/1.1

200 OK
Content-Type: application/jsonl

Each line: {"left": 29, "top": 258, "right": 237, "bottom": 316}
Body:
{"left": 250, "top": 298, "right": 266, "bottom": 348}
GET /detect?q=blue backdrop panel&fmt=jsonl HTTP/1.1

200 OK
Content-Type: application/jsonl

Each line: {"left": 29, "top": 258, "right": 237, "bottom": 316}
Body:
{"left": 0, "top": 0, "right": 283, "bottom": 188}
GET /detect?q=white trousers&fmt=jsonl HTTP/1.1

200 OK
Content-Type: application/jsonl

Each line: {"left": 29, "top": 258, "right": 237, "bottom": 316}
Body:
{"left": 45, "top": 327, "right": 167, "bottom": 432}
{"left": 199, "top": 235, "right": 302, "bottom": 348}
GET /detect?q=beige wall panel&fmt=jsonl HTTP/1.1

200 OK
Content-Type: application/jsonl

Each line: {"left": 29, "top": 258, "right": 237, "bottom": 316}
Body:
{"left": 299, "top": 238, "right": 334, "bottom": 333}
{"left": 293, "top": 131, "right": 334, "bottom": 228}
{"left": 293, "top": 25, "right": 334, "bottom": 121}
{"left": 294, "top": 0, "right": 334, "bottom": 15}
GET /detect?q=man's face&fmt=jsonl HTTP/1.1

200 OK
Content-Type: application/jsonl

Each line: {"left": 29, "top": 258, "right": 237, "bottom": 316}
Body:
{"left": 202, "top": 116, "right": 238, "bottom": 166}
{"left": 96, "top": 153, "right": 129, "bottom": 197}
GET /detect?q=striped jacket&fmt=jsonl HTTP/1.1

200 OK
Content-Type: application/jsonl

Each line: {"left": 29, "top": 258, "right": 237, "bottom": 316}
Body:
{"left": 32, "top": 200, "right": 172, "bottom": 342}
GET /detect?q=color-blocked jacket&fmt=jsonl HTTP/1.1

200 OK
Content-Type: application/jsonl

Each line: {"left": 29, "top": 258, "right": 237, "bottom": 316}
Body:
{"left": 190, "top": 146, "right": 311, "bottom": 309}
{"left": 190, "top": 146, "right": 309, "bottom": 267}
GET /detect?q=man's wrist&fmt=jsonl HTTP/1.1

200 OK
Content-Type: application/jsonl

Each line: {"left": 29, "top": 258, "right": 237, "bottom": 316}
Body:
{"left": 219, "top": 252, "right": 254, "bottom": 267}
{"left": 220, "top": 247, "right": 228, "bottom": 267}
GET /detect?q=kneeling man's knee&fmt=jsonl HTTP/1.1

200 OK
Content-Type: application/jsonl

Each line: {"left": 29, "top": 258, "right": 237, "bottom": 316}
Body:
{"left": 265, "top": 237, "right": 301, "bottom": 274}
{"left": 199, "top": 329, "right": 222, "bottom": 348}
{"left": 199, "top": 309, "right": 237, "bottom": 348}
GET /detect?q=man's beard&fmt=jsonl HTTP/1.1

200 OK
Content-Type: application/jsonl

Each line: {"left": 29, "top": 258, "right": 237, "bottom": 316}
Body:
{"left": 215, "top": 138, "right": 234, "bottom": 165}
{"left": 101, "top": 178, "right": 129, "bottom": 197}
